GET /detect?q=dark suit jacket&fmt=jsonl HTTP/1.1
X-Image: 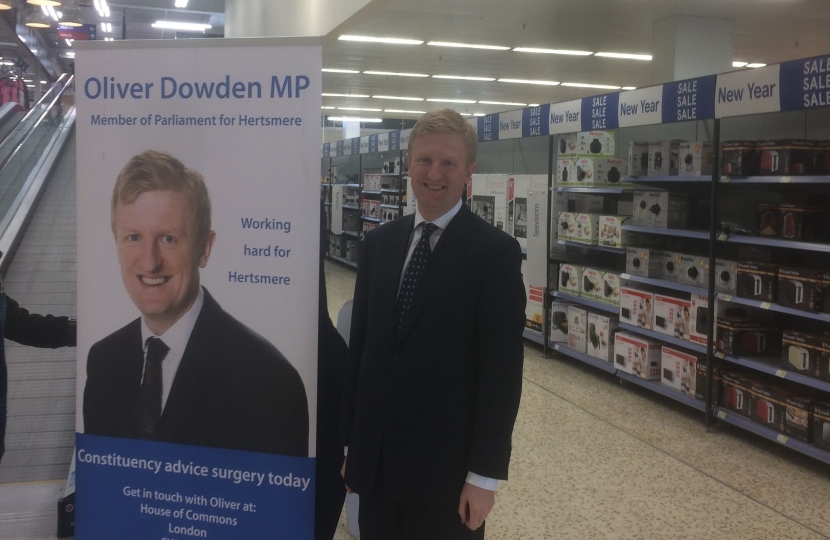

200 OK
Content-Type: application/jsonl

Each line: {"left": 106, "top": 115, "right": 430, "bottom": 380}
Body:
{"left": 83, "top": 288, "right": 309, "bottom": 457}
{"left": 341, "top": 203, "right": 526, "bottom": 506}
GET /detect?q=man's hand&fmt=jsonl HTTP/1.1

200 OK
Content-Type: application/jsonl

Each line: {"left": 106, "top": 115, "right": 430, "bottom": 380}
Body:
{"left": 458, "top": 482, "right": 495, "bottom": 531}
{"left": 340, "top": 457, "right": 353, "bottom": 494}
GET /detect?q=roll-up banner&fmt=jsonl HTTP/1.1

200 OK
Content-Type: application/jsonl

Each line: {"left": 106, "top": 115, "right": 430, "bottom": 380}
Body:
{"left": 74, "top": 37, "right": 321, "bottom": 539}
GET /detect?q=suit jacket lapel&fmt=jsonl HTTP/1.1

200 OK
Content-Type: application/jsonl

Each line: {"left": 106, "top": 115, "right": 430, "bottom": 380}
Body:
{"left": 396, "top": 204, "right": 476, "bottom": 346}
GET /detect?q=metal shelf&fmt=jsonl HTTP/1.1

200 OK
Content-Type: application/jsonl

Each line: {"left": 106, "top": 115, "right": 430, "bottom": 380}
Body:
{"left": 551, "top": 290, "right": 618, "bottom": 314}
{"left": 617, "top": 371, "right": 706, "bottom": 411}
{"left": 718, "top": 234, "right": 830, "bottom": 253}
{"left": 343, "top": 204, "right": 360, "bottom": 211}
{"left": 362, "top": 190, "right": 382, "bottom": 195}
{"left": 380, "top": 173, "right": 403, "bottom": 177}
{"left": 323, "top": 202, "right": 331, "bottom": 206}
{"left": 623, "top": 175, "right": 711, "bottom": 183}
{"left": 721, "top": 175, "right": 830, "bottom": 184}
{"left": 523, "top": 329, "right": 545, "bottom": 346}
{"left": 521, "top": 247, "right": 527, "bottom": 256}
{"left": 618, "top": 323, "right": 708, "bottom": 354}
{"left": 556, "top": 239, "right": 626, "bottom": 254}
{"left": 346, "top": 183, "right": 361, "bottom": 188}
{"left": 362, "top": 216, "right": 381, "bottom": 223}
{"left": 716, "top": 293, "right": 830, "bottom": 323}
{"left": 713, "top": 407, "right": 830, "bottom": 466}
{"left": 620, "top": 273, "right": 708, "bottom": 296}
{"left": 380, "top": 188, "right": 401, "bottom": 193}
{"left": 342, "top": 231, "right": 360, "bottom": 239}
{"left": 621, "top": 225, "right": 710, "bottom": 240}
{"left": 717, "top": 353, "right": 830, "bottom": 394}
{"left": 551, "top": 343, "right": 617, "bottom": 374}
{"left": 327, "top": 254, "right": 358, "bottom": 269}
{"left": 555, "top": 186, "right": 631, "bottom": 194}
{"left": 380, "top": 204, "right": 400, "bottom": 209}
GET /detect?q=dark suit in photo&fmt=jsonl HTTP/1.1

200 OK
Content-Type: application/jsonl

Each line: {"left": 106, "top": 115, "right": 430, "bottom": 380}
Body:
{"left": 341, "top": 204, "right": 526, "bottom": 514}
{"left": 83, "top": 288, "right": 309, "bottom": 456}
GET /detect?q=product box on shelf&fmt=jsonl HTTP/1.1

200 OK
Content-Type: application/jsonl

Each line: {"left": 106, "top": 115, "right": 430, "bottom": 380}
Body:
{"left": 581, "top": 267, "right": 605, "bottom": 300}
{"left": 715, "top": 259, "right": 739, "bottom": 295}
{"left": 817, "top": 141, "right": 830, "bottom": 175}
{"left": 784, "top": 396, "right": 812, "bottom": 443}
{"left": 365, "top": 199, "right": 380, "bottom": 218}
{"left": 550, "top": 301, "right": 571, "bottom": 343}
{"left": 614, "top": 332, "right": 662, "bottom": 379}
{"left": 599, "top": 215, "right": 629, "bottom": 247}
{"left": 721, "top": 141, "right": 757, "bottom": 176}
{"left": 716, "top": 316, "right": 780, "bottom": 357}
{"left": 721, "top": 371, "right": 755, "bottom": 417}
{"left": 382, "top": 192, "right": 401, "bottom": 206}
{"left": 557, "top": 158, "right": 577, "bottom": 185}
{"left": 821, "top": 271, "right": 830, "bottom": 315}
{"left": 777, "top": 267, "right": 822, "bottom": 312}
{"left": 363, "top": 173, "right": 382, "bottom": 191}
{"left": 381, "top": 206, "right": 399, "bottom": 224}
{"left": 812, "top": 402, "right": 830, "bottom": 450}
{"left": 625, "top": 247, "right": 662, "bottom": 277}
{"left": 508, "top": 175, "right": 534, "bottom": 249}
{"left": 574, "top": 157, "right": 627, "bottom": 186}
{"left": 647, "top": 191, "right": 689, "bottom": 229}
{"left": 658, "top": 251, "right": 684, "bottom": 282}
{"left": 470, "top": 174, "right": 509, "bottom": 231}
{"left": 756, "top": 202, "right": 780, "bottom": 237}
{"left": 345, "top": 239, "right": 359, "bottom": 262}
{"left": 736, "top": 261, "right": 777, "bottom": 302}
{"left": 558, "top": 133, "right": 578, "bottom": 157}
{"left": 678, "top": 254, "right": 709, "bottom": 288}
{"left": 678, "top": 142, "right": 714, "bottom": 176}
{"left": 343, "top": 211, "right": 360, "bottom": 231}
{"left": 619, "top": 287, "right": 654, "bottom": 330}
{"left": 601, "top": 272, "right": 621, "bottom": 306}
{"left": 559, "top": 264, "right": 581, "bottom": 295}
{"left": 781, "top": 330, "right": 825, "bottom": 376}
{"left": 573, "top": 213, "right": 600, "bottom": 244}
{"left": 587, "top": 312, "right": 619, "bottom": 362}
{"left": 689, "top": 294, "right": 709, "bottom": 346}
{"left": 567, "top": 305, "right": 589, "bottom": 353}
{"left": 778, "top": 203, "right": 829, "bottom": 242}
{"left": 755, "top": 140, "right": 816, "bottom": 176}
{"left": 696, "top": 360, "right": 721, "bottom": 402}
{"left": 653, "top": 294, "right": 692, "bottom": 341}
{"left": 660, "top": 346, "right": 701, "bottom": 396}
{"left": 382, "top": 158, "right": 401, "bottom": 175}
{"left": 577, "top": 130, "right": 615, "bottom": 157}
{"left": 628, "top": 141, "right": 649, "bottom": 177}
{"left": 749, "top": 382, "right": 789, "bottom": 432}
{"left": 558, "top": 211, "right": 576, "bottom": 241}
{"left": 648, "top": 140, "right": 684, "bottom": 176}
{"left": 362, "top": 222, "right": 377, "bottom": 234}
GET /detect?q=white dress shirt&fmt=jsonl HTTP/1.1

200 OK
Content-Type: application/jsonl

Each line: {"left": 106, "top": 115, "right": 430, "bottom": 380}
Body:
{"left": 140, "top": 287, "right": 205, "bottom": 412}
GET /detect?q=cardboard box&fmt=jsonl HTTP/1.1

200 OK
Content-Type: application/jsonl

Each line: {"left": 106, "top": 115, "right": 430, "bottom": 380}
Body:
{"left": 778, "top": 203, "right": 829, "bottom": 242}
{"left": 599, "top": 215, "right": 630, "bottom": 247}
{"left": 581, "top": 267, "right": 605, "bottom": 300}
{"left": 557, "top": 211, "right": 576, "bottom": 241}
{"left": 471, "top": 174, "right": 509, "bottom": 231}
{"left": 721, "top": 371, "right": 755, "bottom": 417}
{"left": 661, "top": 346, "right": 701, "bottom": 396}
{"left": 736, "top": 261, "right": 777, "bottom": 302}
{"left": 784, "top": 396, "right": 812, "bottom": 443}
{"left": 678, "top": 254, "right": 709, "bottom": 288}
{"left": 817, "top": 141, "right": 830, "bottom": 175}
{"left": 567, "top": 305, "right": 588, "bottom": 353}
{"left": 818, "top": 336, "right": 830, "bottom": 382}
{"left": 631, "top": 190, "right": 650, "bottom": 226}
{"left": 587, "top": 312, "right": 619, "bottom": 362}
{"left": 756, "top": 140, "right": 816, "bottom": 176}
{"left": 628, "top": 141, "right": 649, "bottom": 176}
{"left": 648, "top": 140, "right": 684, "bottom": 176}
{"left": 575, "top": 157, "right": 627, "bottom": 186}
{"left": 658, "top": 251, "right": 684, "bottom": 282}
{"left": 577, "top": 130, "right": 615, "bottom": 157}
{"left": 600, "top": 272, "right": 621, "bottom": 306}
{"left": 812, "top": 402, "right": 830, "bottom": 450}
{"left": 558, "top": 133, "right": 578, "bottom": 157}
{"left": 508, "top": 175, "right": 531, "bottom": 249}
{"left": 345, "top": 240, "right": 359, "bottom": 262}
{"left": 781, "top": 330, "right": 825, "bottom": 375}
{"left": 381, "top": 206, "right": 399, "bottom": 223}
{"left": 721, "top": 141, "right": 757, "bottom": 176}
{"left": 647, "top": 191, "right": 689, "bottom": 229}
{"left": 653, "top": 294, "right": 692, "bottom": 340}
{"left": 365, "top": 199, "right": 380, "bottom": 218}
{"left": 626, "top": 247, "right": 662, "bottom": 277}
{"left": 363, "top": 173, "right": 382, "bottom": 191}
{"left": 573, "top": 213, "right": 600, "bottom": 244}
{"left": 750, "top": 382, "right": 789, "bottom": 432}
{"left": 716, "top": 316, "right": 780, "bottom": 357}
{"left": 778, "top": 267, "right": 822, "bottom": 311}
{"left": 550, "top": 301, "right": 571, "bottom": 343}
{"left": 696, "top": 360, "right": 720, "bottom": 403}
{"left": 619, "top": 287, "right": 654, "bottom": 330}
{"left": 614, "top": 332, "right": 662, "bottom": 379}
{"left": 678, "top": 142, "right": 714, "bottom": 176}
{"left": 756, "top": 202, "right": 781, "bottom": 237}
{"left": 715, "top": 259, "right": 738, "bottom": 295}
{"left": 557, "top": 158, "right": 577, "bottom": 185}
{"left": 689, "top": 294, "right": 709, "bottom": 346}
{"left": 559, "top": 264, "right": 581, "bottom": 295}
{"left": 821, "top": 271, "right": 830, "bottom": 315}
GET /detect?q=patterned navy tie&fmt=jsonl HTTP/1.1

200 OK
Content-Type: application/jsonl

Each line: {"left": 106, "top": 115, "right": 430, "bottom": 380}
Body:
{"left": 139, "top": 337, "right": 169, "bottom": 440}
{"left": 396, "top": 222, "right": 438, "bottom": 334}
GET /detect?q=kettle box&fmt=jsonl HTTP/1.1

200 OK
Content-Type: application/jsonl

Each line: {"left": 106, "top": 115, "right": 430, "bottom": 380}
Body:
{"left": 577, "top": 130, "right": 615, "bottom": 157}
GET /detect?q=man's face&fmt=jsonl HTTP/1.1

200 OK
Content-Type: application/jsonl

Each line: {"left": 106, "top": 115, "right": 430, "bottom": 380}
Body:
{"left": 113, "top": 189, "right": 215, "bottom": 334}
{"left": 406, "top": 132, "right": 476, "bottom": 221}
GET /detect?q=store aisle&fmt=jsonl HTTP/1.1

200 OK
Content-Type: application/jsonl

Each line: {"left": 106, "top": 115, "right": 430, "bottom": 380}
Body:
{"left": 324, "top": 260, "right": 830, "bottom": 540}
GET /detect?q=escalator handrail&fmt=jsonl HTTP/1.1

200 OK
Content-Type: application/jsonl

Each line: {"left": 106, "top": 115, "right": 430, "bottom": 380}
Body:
{"left": 0, "top": 74, "right": 75, "bottom": 178}
{"left": 0, "top": 73, "right": 71, "bottom": 149}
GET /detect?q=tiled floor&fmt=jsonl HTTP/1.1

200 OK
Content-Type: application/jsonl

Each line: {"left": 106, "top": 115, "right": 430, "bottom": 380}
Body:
{"left": 323, "top": 259, "right": 830, "bottom": 540}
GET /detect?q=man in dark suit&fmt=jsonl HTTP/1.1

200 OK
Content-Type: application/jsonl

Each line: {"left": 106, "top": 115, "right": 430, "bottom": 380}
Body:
{"left": 83, "top": 150, "right": 308, "bottom": 457}
{"left": 341, "top": 109, "right": 526, "bottom": 539}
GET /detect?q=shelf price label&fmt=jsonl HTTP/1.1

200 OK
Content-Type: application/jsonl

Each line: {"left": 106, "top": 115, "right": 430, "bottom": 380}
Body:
{"left": 720, "top": 176, "right": 730, "bottom": 183}
{"left": 760, "top": 302, "right": 772, "bottom": 310}
{"left": 780, "top": 176, "right": 791, "bottom": 183}
{"left": 715, "top": 351, "right": 725, "bottom": 359}
{"left": 620, "top": 273, "right": 631, "bottom": 280}
{"left": 557, "top": 239, "right": 566, "bottom": 245}
{"left": 717, "top": 233, "right": 728, "bottom": 241}
{"left": 776, "top": 434, "right": 789, "bottom": 444}
{"left": 775, "top": 369, "right": 788, "bottom": 378}
{"left": 717, "top": 410, "right": 727, "bottom": 420}
{"left": 718, "top": 294, "right": 733, "bottom": 302}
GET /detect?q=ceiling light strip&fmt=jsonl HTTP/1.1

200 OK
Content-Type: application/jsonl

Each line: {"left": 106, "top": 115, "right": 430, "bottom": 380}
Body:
{"left": 561, "top": 82, "right": 621, "bottom": 89}
{"left": 363, "top": 71, "right": 429, "bottom": 78}
{"left": 327, "top": 116, "right": 383, "bottom": 123}
{"left": 513, "top": 47, "right": 592, "bottom": 56}
{"left": 322, "top": 68, "right": 360, "bottom": 74}
{"left": 498, "top": 78, "right": 560, "bottom": 86}
{"left": 594, "top": 52, "right": 652, "bottom": 61}
{"left": 432, "top": 75, "right": 496, "bottom": 81}
{"left": 339, "top": 35, "right": 423, "bottom": 45}
{"left": 322, "top": 93, "right": 369, "bottom": 98}
{"left": 427, "top": 41, "right": 509, "bottom": 51}
{"left": 372, "top": 95, "right": 424, "bottom": 101}
{"left": 426, "top": 98, "right": 477, "bottom": 104}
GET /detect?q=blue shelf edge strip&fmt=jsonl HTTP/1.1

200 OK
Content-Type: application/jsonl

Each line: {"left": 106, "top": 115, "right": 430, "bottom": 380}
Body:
{"left": 522, "top": 329, "right": 545, "bottom": 346}
{"left": 719, "top": 354, "right": 830, "bottom": 394}
{"left": 713, "top": 407, "right": 830, "bottom": 466}
{"left": 719, "top": 234, "right": 830, "bottom": 253}
{"left": 557, "top": 240, "right": 626, "bottom": 254}
{"left": 716, "top": 294, "right": 830, "bottom": 323}
{"left": 620, "top": 225, "right": 710, "bottom": 239}
{"left": 551, "top": 290, "right": 618, "bottom": 314}
{"left": 618, "top": 322, "right": 708, "bottom": 354}
{"left": 721, "top": 175, "right": 830, "bottom": 184}
{"left": 620, "top": 273, "right": 708, "bottom": 296}
{"left": 623, "top": 175, "right": 710, "bottom": 183}
{"left": 556, "top": 186, "right": 631, "bottom": 194}
{"left": 617, "top": 371, "right": 706, "bottom": 411}
{"left": 550, "top": 343, "right": 617, "bottom": 374}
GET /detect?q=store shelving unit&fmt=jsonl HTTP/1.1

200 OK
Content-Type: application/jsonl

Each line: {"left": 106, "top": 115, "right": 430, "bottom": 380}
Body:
{"left": 551, "top": 290, "right": 618, "bottom": 314}
{"left": 716, "top": 294, "right": 830, "bottom": 323}
{"left": 617, "top": 371, "right": 707, "bottom": 412}
{"left": 550, "top": 343, "right": 617, "bottom": 375}
{"left": 621, "top": 224, "right": 710, "bottom": 240}
{"left": 620, "top": 273, "right": 708, "bottom": 296}
{"left": 718, "top": 234, "right": 830, "bottom": 253}
{"left": 618, "top": 323, "right": 708, "bottom": 355}
{"left": 555, "top": 239, "right": 626, "bottom": 254}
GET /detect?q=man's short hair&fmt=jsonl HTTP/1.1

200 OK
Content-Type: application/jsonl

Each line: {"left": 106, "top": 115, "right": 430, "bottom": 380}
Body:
{"left": 111, "top": 150, "right": 211, "bottom": 242}
{"left": 408, "top": 108, "right": 478, "bottom": 165}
